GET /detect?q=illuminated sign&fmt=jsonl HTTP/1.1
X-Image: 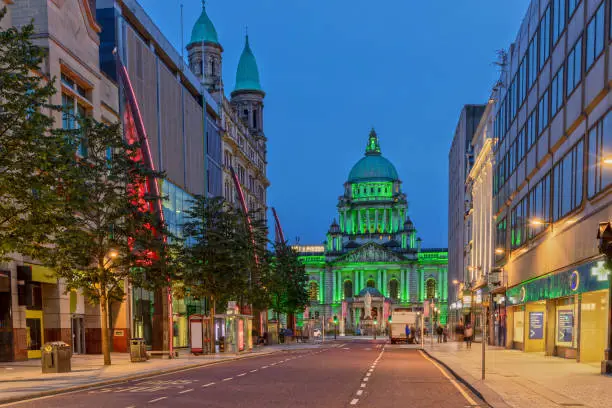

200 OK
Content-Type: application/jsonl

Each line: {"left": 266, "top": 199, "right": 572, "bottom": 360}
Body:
{"left": 293, "top": 245, "right": 325, "bottom": 253}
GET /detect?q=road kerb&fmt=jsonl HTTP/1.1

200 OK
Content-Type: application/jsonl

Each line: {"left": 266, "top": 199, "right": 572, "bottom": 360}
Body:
{"left": 0, "top": 349, "right": 288, "bottom": 407}
{"left": 421, "top": 348, "right": 511, "bottom": 408}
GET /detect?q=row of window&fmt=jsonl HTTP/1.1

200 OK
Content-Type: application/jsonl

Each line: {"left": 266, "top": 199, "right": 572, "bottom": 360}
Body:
{"left": 493, "top": 0, "right": 608, "bottom": 151}
{"left": 498, "top": 110, "right": 612, "bottom": 252}
{"left": 306, "top": 278, "right": 437, "bottom": 301}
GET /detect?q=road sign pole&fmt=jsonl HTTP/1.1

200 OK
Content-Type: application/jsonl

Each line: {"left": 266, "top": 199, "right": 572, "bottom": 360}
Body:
{"left": 482, "top": 306, "right": 487, "bottom": 380}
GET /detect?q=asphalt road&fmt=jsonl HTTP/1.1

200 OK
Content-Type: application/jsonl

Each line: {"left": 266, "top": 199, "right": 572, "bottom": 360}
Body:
{"left": 5, "top": 340, "right": 485, "bottom": 408}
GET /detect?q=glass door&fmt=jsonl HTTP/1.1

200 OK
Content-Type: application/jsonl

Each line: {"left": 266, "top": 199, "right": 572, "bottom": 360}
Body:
{"left": 25, "top": 310, "right": 43, "bottom": 359}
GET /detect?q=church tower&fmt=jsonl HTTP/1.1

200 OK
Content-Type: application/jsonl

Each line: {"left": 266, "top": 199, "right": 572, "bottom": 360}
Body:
{"left": 187, "top": 1, "right": 224, "bottom": 101}
{"left": 230, "top": 34, "right": 266, "bottom": 138}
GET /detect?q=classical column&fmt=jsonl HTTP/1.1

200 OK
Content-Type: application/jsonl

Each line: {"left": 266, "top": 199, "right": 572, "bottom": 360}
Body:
{"left": 332, "top": 270, "right": 337, "bottom": 303}
{"left": 399, "top": 270, "right": 404, "bottom": 302}
{"left": 389, "top": 208, "right": 394, "bottom": 233}
{"left": 405, "top": 269, "right": 410, "bottom": 301}
{"left": 319, "top": 271, "right": 324, "bottom": 303}
{"left": 366, "top": 209, "right": 371, "bottom": 233}
{"left": 383, "top": 270, "right": 387, "bottom": 297}
{"left": 374, "top": 209, "right": 379, "bottom": 233}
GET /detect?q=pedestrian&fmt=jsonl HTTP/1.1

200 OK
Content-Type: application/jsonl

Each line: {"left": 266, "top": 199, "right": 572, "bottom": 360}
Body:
{"left": 443, "top": 325, "right": 448, "bottom": 343}
{"left": 405, "top": 324, "right": 411, "bottom": 344}
{"left": 455, "top": 319, "right": 464, "bottom": 350}
{"left": 436, "top": 325, "right": 443, "bottom": 343}
{"left": 465, "top": 324, "right": 473, "bottom": 349}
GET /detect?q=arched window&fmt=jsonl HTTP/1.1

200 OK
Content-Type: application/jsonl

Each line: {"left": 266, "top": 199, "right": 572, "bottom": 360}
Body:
{"left": 426, "top": 279, "right": 437, "bottom": 299}
{"left": 309, "top": 281, "right": 319, "bottom": 301}
{"left": 389, "top": 279, "right": 399, "bottom": 300}
{"left": 344, "top": 280, "right": 353, "bottom": 299}
{"left": 366, "top": 279, "right": 376, "bottom": 288}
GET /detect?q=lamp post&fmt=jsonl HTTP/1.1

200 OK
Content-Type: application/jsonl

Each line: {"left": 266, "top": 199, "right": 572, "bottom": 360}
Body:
{"left": 373, "top": 319, "right": 377, "bottom": 340}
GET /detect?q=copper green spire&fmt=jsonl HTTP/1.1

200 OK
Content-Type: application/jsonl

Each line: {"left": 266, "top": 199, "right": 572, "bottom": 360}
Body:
{"left": 365, "top": 128, "right": 381, "bottom": 156}
{"left": 234, "top": 34, "right": 262, "bottom": 92}
{"left": 189, "top": 1, "right": 219, "bottom": 46}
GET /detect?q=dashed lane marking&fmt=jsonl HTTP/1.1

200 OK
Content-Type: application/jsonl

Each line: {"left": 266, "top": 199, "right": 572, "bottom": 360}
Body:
{"left": 356, "top": 390, "right": 363, "bottom": 396}
{"left": 360, "top": 383, "right": 366, "bottom": 388}
{"left": 363, "top": 377, "right": 369, "bottom": 382}
{"left": 366, "top": 373, "right": 371, "bottom": 377}
{"left": 237, "top": 373, "right": 246, "bottom": 377}
{"left": 222, "top": 377, "right": 233, "bottom": 382}
{"left": 250, "top": 369, "right": 258, "bottom": 373}
{"left": 262, "top": 365, "right": 269, "bottom": 369}
{"left": 350, "top": 398, "right": 359, "bottom": 405}
{"left": 202, "top": 382, "right": 215, "bottom": 388}
{"left": 148, "top": 397, "right": 167, "bottom": 404}
{"left": 178, "top": 389, "right": 194, "bottom": 394}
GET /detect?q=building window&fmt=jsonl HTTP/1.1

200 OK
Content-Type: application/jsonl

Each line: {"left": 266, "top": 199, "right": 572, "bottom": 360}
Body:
{"left": 566, "top": 35, "right": 582, "bottom": 96}
{"left": 527, "top": 35, "right": 538, "bottom": 89}
{"left": 585, "top": 3, "right": 604, "bottom": 71}
{"left": 526, "top": 109, "right": 537, "bottom": 150}
{"left": 568, "top": 0, "right": 579, "bottom": 18}
{"left": 223, "top": 150, "right": 232, "bottom": 167}
{"left": 517, "top": 126, "right": 526, "bottom": 163}
{"left": 62, "top": 93, "right": 88, "bottom": 157}
{"left": 587, "top": 112, "right": 612, "bottom": 197}
{"left": 554, "top": 138, "right": 584, "bottom": 219}
{"left": 518, "top": 57, "right": 526, "bottom": 106}
{"left": 553, "top": 0, "right": 566, "bottom": 44}
{"left": 538, "top": 89, "right": 550, "bottom": 135}
{"left": 309, "top": 281, "right": 319, "bottom": 301}
{"left": 425, "top": 279, "right": 437, "bottom": 300}
{"left": 366, "top": 279, "right": 376, "bottom": 288}
{"left": 237, "top": 165, "right": 245, "bottom": 184}
{"left": 509, "top": 139, "right": 516, "bottom": 175}
{"left": 511, "top": 196, "right": 527, "bottom": 249}
{"left": 343, "top": 280, "right": 353, "bottom": 299}
{"left": 539, "top": 6, "right": 551, "bottom": 69}
{"left": 496, "top": 217, "right": 507, "bottom": 257}
{"left": 551, "top": 66, "right": 564, "bottom": 117}
{"left": 389, "top": 279, "right": 399, "bottom": 300}
{"left": 224, "top": 180, "right": 232, "bottom": 201}
{"left": 528, "top": 172, "right": 551, "bottom": 238}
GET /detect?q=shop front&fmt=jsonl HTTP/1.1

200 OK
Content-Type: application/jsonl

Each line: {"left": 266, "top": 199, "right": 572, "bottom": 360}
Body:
{"left": 506, "top": 258, "right": 609, "bottom": 363}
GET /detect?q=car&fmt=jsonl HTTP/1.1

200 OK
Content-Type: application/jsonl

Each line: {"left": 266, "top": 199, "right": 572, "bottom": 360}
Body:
{"left": 313, "top": 328, "right": 322, "bottom": 338}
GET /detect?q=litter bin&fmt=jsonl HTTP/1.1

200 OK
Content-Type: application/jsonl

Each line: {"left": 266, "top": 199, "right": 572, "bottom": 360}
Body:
{"left": 41, "top": 342, "right": 71, "bottom": 373}
{"left": 130, "top": 338, "right": 148, "bottom": 362}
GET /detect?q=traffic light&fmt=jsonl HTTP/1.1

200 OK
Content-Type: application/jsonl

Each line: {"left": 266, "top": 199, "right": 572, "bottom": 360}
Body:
{"left": 333, "top": 315, "right": 338, "bottom": 325}
{"left": 388, "top": 316, "right": 392, "bottom": 323}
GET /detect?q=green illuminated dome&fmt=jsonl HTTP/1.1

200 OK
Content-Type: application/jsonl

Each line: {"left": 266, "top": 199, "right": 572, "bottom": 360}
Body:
{"left": 189, "top": 2, "right": 219, "bottom": 46}
{"left": 234, "top": 35, "right": 262, "bottom": 92}
{"left": 348, "top": 129, "right": 399, "bottom": 183}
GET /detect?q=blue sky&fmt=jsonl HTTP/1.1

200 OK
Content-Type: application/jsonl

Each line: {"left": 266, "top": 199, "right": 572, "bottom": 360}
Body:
{"left": 142, "top": 0, "right": 531, "bottom": 248}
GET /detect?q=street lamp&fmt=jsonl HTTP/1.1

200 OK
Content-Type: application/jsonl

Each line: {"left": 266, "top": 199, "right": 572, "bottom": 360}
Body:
{"left": 373, "top": 319, "right": 377, "bottom": 340}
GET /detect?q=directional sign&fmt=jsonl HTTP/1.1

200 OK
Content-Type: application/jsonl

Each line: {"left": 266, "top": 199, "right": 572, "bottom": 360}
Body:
{"left": 557, "top": 310, "right": 573, "bottom": 343}
{"left": 529, "top": 312, "right": 544, "bottom": 340}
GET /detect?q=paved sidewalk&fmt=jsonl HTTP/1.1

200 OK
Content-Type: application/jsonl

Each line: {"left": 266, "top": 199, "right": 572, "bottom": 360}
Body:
{"left": 0, "top": 343, "right": 323, "bottom": 404}
{"left": 424, "top": 341, "right": 611, "bottom": 408}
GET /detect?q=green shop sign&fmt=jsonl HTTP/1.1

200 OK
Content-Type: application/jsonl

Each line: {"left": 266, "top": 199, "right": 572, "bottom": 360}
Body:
{"left": 506, "top": 259, "right": 610, "bottom": 305}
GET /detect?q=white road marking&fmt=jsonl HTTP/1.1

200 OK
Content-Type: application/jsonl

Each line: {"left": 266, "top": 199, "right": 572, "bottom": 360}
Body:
{"left": 369, "top": 368, "right": 374, "bottom": 372}
{"left": 366, "top": 372, "right": 371, "bottom": 377}
{"left": 250, "top": 369, "right": 258, "bottom": 373}
{"left": 363, "top": 377, "right": 369, "bottom": 382}
{"left": 237, "top": 373, "right": 246, "bottom": 377}
{"left": 350, "top": 398, "right": 359, "bottom": 405}
{"left": 148, "top": 397, "right": 167, "bottom": 403}
{"left": 178, "top": 388, "right": 194, "bottom": 394}
{"left": 419, "top": 350, "right": 478, "bottom": 406}
{"left": 356, "top": 390, "right": 363, "bottom": 396}
{"left": 361, "top": 383, "right": 366, "bottom": 388}
{"left": 222, "top": 377, "right": 233, "bottom": 381}
{"left": 202, "top": 382, "right": 215, "bottom": 387}
{"left": 262, "top": 365, "right": 269, "bottom": 369}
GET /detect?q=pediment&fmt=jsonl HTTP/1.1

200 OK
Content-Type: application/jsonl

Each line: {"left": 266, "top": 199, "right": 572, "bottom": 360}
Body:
{"left": 335, "top": 242, "right": 405, "bottom": 264}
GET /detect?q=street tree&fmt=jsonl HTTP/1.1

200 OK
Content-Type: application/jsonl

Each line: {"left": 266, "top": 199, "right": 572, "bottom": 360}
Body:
{"left": 0, "top": 8, "right": 74, "bottom": 258}
{"left": 179, "top": 196, "right": 269, "bottom": 351}
{"left": 28, "top": 118, "right": 169, "bottom": 365}
{"left": 267, "top": 242, "right": 309, "bottom": 334}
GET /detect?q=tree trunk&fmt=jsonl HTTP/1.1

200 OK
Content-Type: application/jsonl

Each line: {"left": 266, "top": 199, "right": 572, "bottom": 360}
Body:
{"left": 100, "top": 291, "right": 111, "bottom": 365}
{"left": 209, "top": 295, "right": 216, "bottom": 354}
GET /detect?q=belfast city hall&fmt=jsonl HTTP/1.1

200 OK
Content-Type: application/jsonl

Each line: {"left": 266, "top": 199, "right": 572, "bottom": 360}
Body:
{"left": 294, "top": 130, "right": 449, "bottom": 335}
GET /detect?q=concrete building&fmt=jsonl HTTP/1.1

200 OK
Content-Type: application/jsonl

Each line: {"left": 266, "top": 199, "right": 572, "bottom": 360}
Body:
{"left": 491, "top": 0, "right": 612, "bottom": 365}
{"left": 1, "top": 0, "right": 120, "bottom": 360}
{"left": 296, "top": 130, "right": 448, "bottom": 335}
{"left": 187, "top": 3, "right": 269, "bottom": 216}
{"left": 447, "top": 105, "right": 486, "bottom": 309}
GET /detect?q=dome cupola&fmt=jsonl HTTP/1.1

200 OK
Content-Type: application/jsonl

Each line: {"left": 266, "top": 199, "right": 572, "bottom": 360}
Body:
{"left": 348, "top": 129, "right": 399, "bottom": 183}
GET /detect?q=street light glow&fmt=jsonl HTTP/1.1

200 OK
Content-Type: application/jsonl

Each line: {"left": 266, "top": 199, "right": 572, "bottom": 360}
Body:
{"left": 530, "top": 218, "right": 547, "bottom": 226}
{"left": 495, "top": 248, "right": 504, "bottom": 255}
{"left": 603, "top": 157, "right": 612, "bottom": 164}
{"left": 452, "top": 279, "right": 459, "bottom": 285}
{"left": 108, "top": 250, "right": 118, "bottom": 258}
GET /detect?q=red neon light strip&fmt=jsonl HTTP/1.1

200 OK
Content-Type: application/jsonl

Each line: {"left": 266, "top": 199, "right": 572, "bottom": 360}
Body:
{"left": 230, "top": 166, "right": 259, "bottom": 265}
{"left": 271, "top": 207, "right": 285, "bottom": 244}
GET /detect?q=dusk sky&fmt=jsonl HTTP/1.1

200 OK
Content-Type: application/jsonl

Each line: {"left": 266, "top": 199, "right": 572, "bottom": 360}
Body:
{"left": 142, "top": 0, "right": 531, "bottom": 248}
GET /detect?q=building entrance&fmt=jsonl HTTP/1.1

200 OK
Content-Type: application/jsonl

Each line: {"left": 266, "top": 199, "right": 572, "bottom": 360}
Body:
{"left": 71, "top": 316, "right": 86, "bottom": 354}
{"left": 25, "top": 310, "right": 43, "bottom": 359}
{"left": 0, "top": 270, "right": 12, "bottom": 362}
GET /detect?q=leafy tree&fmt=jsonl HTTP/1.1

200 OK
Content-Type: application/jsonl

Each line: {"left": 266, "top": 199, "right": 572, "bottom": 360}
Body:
{"left": 28, "top": 118, "right": 169, "bottom": 365}
{"left": 266, "top": 242, "right": 309, "bottom": 333}
{"left": 0, "top": 8, "right": 74, "bottom": 258}
{"left": 179, "top": 196, "right": 269, "bottom": 351}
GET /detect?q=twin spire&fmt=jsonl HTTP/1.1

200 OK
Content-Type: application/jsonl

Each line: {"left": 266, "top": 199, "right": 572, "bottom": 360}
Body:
{"left": 365, "top": 128, "right": 381, "bottom": 156}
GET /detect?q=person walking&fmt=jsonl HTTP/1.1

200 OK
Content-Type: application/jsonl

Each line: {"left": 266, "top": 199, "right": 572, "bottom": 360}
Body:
{"left": 455, "top": 319, "right": 465, "bottom": 349}
{"left": 464, "top": 324, "right": 473, "bottom": 349}
{"left": 443, "top": 325, "right": 448, "bottom": 343}
{"left": 405, "top": 324, "right": 411, "bottom": 344}
{"left": 436, "top": 325, "right": 443, "bottom": 343}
